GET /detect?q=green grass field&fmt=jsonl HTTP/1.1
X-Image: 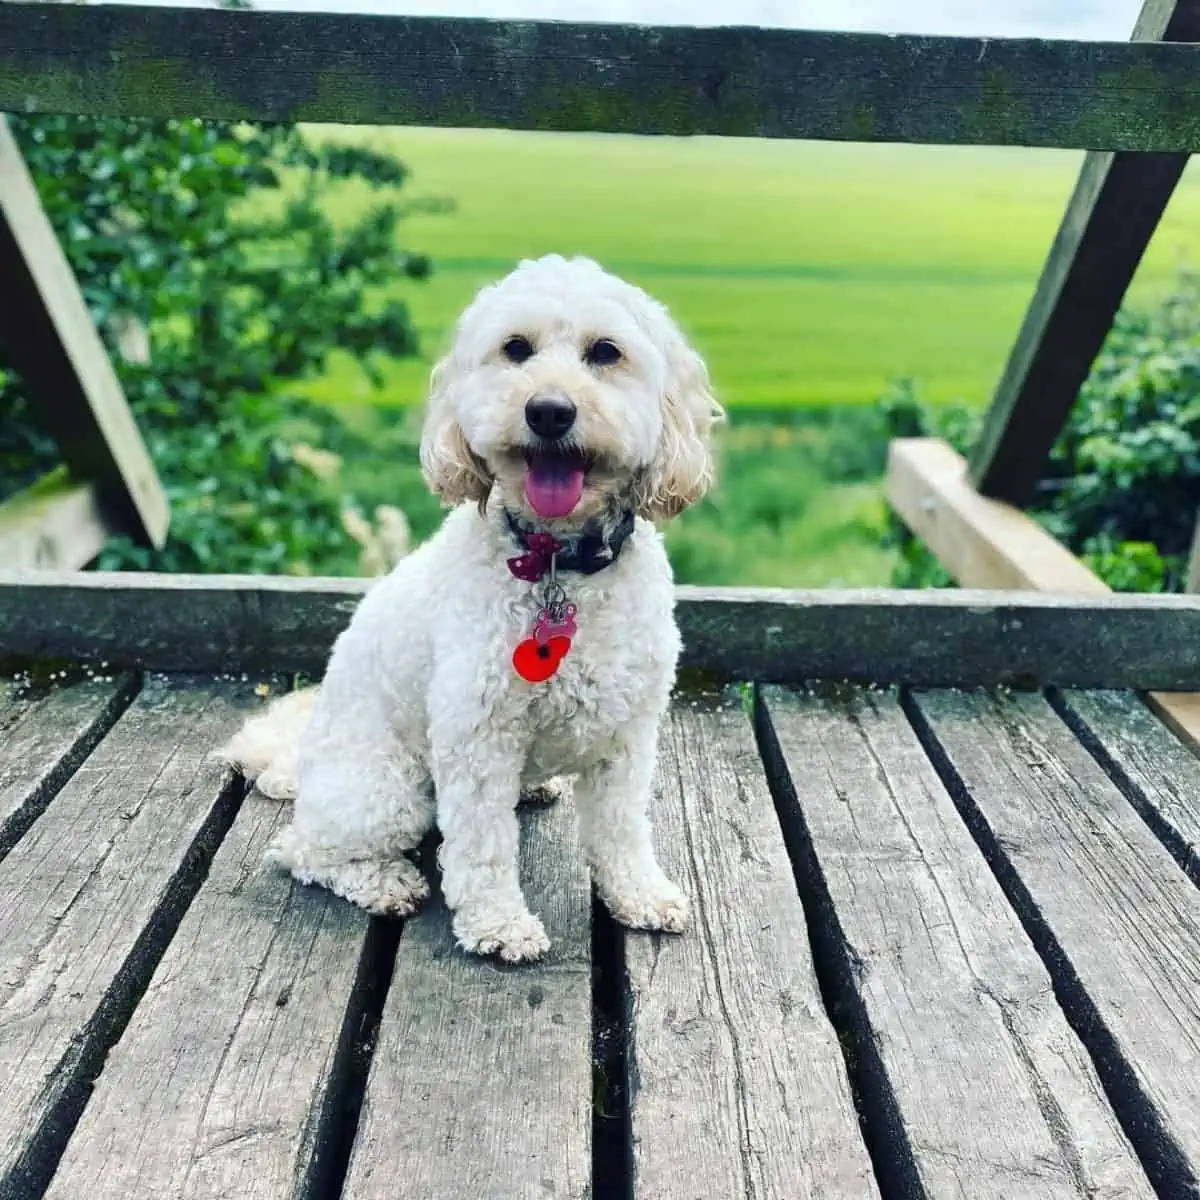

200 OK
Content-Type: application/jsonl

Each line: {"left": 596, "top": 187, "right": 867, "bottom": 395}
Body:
{"left": 304, "top": 127, "right": 1200, "bottom": 413}
{"left": 297, "top": 129, "right": 1200, "bottom": 587}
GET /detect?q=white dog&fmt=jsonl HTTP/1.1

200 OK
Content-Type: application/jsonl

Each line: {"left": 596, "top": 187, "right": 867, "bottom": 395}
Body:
{"left": 221, "top": 255, "right": 723, "bottom": 963}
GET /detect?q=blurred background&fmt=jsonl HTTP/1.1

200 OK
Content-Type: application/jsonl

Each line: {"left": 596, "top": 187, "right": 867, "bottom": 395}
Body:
{"left": 5, "top": 0, "right": 1197, "bottom": 591}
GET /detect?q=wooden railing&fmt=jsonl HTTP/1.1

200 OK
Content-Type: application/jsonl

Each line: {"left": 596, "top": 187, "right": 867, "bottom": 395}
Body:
{"left": 2, "top": 2, "right": 1200, "bottom": 148}
{"left": 1, "top": 0, "right": 1197, "bottom": 603}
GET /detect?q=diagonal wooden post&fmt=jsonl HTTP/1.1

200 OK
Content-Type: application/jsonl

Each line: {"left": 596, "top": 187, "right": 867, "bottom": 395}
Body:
{"left": 969, "top": 0, "right": 1200, "bottom": 508}
{"left": 0, "top": 115, "right": 168, "bottom": 551}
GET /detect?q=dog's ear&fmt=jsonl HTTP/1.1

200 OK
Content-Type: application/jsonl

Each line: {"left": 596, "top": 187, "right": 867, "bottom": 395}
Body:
{"left": 633, "top": 329, "right": 725, "bottom": 522}
{"left": 419, "top": 356, "right": 493, "bottom": 509}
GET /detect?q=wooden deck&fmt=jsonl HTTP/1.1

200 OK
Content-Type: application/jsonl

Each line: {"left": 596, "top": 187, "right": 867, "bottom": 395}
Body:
{"left": 3, "top": 661, "right": 1200, "bottom": 1198}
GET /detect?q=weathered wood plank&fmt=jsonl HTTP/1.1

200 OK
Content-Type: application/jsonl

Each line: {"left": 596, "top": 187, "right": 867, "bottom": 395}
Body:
{"left": 43, "top": 788, "right": 372, "bottom": 1200}
{"left": 0, "top": 670, "right": 136, "bottom": 861}
{"left": 1056, "top": 689, "right": 1200, "bottom": 882}
{"left": 3, "top": 4, "right": 1200, "bottom": 150}
{"left": 0, "top": 472, "right": 114, "bottom": 570}
{"left": 0, "top": 570, "right": 365, "bottom": 676}
{"left": 8, "top": 571, "right": 1200, "bottom": 689}
{"left": 887, "top": 437, "right": 1200, "bottom": 794}
{"left": 968, "top": 0, "right": 1200, "bottom": 506}
{"left": 0, "top": 677, "right": 265, "bottom": 1200}
{"left": 625, "top": 694, "right": 878, "bottom": 1198}
{"left": 760, "top": 685, "right": 1153, "bottom": 1198}
{"left": 910, "top": 688, "right": 1200, "bottom": 1196}
{"left": 343, "top": 793, "right": 591, "bottom": 1199}
{"left": 0, "top": 116, "right": 168, "bottom": 547}
{"left": 888, "top": 438, "right": 1109, "bottom": 593}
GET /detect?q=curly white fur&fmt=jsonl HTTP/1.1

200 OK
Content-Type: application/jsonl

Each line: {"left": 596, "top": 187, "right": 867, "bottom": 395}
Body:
{"left": 219, "top": 255, "right": 723, "bottom": 963}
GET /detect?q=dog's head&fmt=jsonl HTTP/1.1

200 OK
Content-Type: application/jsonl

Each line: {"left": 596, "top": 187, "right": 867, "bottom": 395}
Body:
{"left": 419, "top": 255, "right": 724, "bottom": 529}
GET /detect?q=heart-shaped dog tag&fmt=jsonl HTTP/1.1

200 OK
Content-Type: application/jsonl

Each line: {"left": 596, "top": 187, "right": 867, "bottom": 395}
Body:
{"left": 513, "top": 635, "right": 571, "bottom": 683}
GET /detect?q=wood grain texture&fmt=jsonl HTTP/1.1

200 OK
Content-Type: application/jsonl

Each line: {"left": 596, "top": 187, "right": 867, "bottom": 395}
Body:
{"left": 44, "top": 791, "right": 371, "bottom": 1200}
{"left": 3, "top": 3, "right": 1200, "bottom": 149}
{"left": 9, "top": 571, "right": 1200, "bottom": 688}
{"left": 343, "top": 792, "right": 592, "bottom": 1200}
{"left": 1056, "top": 688, "right": 1200, "bottom": 882}
{"left": 0, "top": 117, "right": 167, "bottom": 547}
{"left": 0, "top": 473, "right": 114, "bottom": 570}
{"left": 626, "top": 695, "right": 878, "bottom": 1199}
{"left": 969, "top": 0, "right": 1200, "bottom": 505}
{"left": 911, "top": 688, "right": 1200, "bottom": 1196}
{"left": 0, "top": 670, "right": 136, "bottom": 861}
{"left": 760, "top": 686, "right": 1153, "bottom": 1199}
{"left": 0, "top": 677, "right": 267, "bottom": 1200}
{"left": 888, "top": 438, "right": 1110, "bottom": 593}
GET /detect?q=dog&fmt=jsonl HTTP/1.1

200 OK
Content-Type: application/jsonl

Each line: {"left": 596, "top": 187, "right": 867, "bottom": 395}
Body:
{"left": 220, "top": 254, "right": 724, "bottom": 963}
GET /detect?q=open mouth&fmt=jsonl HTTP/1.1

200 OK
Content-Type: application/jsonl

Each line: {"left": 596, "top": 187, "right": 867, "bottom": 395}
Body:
{"left": 523, "top": 445, "right": 589, "bottom": 519}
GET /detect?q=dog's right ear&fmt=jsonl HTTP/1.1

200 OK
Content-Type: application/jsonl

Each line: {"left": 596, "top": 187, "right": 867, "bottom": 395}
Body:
{"left": 419, "top": 357, "right": 493, "bottom": 509}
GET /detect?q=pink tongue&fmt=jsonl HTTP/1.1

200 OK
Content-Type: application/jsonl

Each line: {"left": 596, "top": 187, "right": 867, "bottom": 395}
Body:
{"left": 524, "top": 459, "right": 585, "bottom": 519}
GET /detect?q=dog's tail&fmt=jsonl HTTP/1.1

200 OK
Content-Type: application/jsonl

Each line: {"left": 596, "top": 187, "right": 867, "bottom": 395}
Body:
{"left": 216, "top": 685, "right": 319, "bottom": 800}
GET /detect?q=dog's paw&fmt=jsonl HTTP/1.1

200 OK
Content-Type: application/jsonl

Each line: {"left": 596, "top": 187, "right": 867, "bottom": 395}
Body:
{"left": 602, "top": 877, "right": 690, "bottom": 934}
{"left": 254, "top": 764, "right": 299, "bottom": 800}
{"left": 455, "top": 910, "right": 551, "bottom": 964}
{"left": 320, "top": 857, "right": 430, "bottom": 918}
{"left": 520, "top": 776, "right": 571, "bottom": 807}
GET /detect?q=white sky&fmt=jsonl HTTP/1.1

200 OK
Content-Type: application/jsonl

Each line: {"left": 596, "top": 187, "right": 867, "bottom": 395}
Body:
{"left": 128, "top": 0, "right": 1147, "bottom": 40}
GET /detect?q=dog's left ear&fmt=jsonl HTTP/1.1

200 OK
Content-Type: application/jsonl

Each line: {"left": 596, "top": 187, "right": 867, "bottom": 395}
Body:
{"left": 634, "top": 329, "right": 725, "bottom": 522}
{"left": 419, "top": 356, "right": 494, "bottom": 510}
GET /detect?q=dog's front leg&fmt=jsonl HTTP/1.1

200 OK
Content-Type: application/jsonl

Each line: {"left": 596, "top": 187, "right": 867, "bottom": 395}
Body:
{"left": 576, "top": 716, "right": 690, "bottom": 934}
{"left": 433, "top": 734, "right": 549, "bottom": 964}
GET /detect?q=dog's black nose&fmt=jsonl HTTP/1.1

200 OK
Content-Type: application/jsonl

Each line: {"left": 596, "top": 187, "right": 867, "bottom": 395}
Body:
{"left": 525, "top": 394, "right": 577, "bottom": 439}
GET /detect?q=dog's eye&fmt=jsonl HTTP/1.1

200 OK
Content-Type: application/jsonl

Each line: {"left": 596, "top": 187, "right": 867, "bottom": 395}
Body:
{"left": 585, "top": 339, "right": 622, "bottom": 367}
{"left": 502, "top": 335, "right": 534, "bottom": 364}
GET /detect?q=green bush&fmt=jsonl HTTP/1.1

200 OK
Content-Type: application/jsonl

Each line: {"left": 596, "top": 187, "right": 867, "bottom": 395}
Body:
{"left": 0, "top": 114, "right": 436, "bottom": 574}
{"left": 882, "top": 272, "right": 1200, "bottom": 592}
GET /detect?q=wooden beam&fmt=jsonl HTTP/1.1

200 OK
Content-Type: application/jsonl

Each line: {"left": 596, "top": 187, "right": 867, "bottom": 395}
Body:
{"left": 969, "top": 0, "right": 1200, "bottom": 507}
{"left": 2, "top": 4, "right": 1200, "bottom": 149}
{"left": 889, "top": 436, "right": 1200, "bottom": 755}
{"left": 0, "top": 471, "right": 114, "bottom": 570}
{"left": 0, "top": 117, "right": 168, "bottom": 548}
{"left": 888, "top": 438, "right": 1107, "bottom": 594}
{"left": 6, "top": 570, "right": 1200, "bottom": 689}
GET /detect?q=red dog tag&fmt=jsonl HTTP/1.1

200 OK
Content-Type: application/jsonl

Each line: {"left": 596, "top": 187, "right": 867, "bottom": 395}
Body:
{"left": 513, "top": 635, "right": 571, "bottom": 683}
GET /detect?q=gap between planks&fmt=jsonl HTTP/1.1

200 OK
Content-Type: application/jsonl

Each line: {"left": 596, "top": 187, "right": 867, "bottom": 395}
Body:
{"left": 626, "top": 692, "right": 879, "bottom": 1199}
{"left": 1051, "top": 687, "right": 1200, "bottom": 885}
{"left": 758, "top": 684, "right": 1155, "bottom": 1199}
{"left": 0, "top": 669, "right": 138, "bottom": 862}
{"left": 0, "top": 676, "right": 264, "bottom": 1200}
{"left": 43, "top": 780, "right": 381, "bottom": 1200}
{"left": 342, "top": 781, "right": 593, "bottom": 1200}
{"left": 908, "top": 688, "right": 1200, "bottom": 1195}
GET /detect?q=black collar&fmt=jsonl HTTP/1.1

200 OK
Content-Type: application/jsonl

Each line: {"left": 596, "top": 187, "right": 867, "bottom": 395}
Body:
{"left": 504, "top": 508, "right": 636, "bottom": 577}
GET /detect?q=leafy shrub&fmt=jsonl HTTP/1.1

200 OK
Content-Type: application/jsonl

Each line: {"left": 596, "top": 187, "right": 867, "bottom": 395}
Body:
{"left": 0, "top": 114, "right": 436, "bottom": 574}
{"left": 882, "top": 272, "right": 1200, "bottom": 592}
